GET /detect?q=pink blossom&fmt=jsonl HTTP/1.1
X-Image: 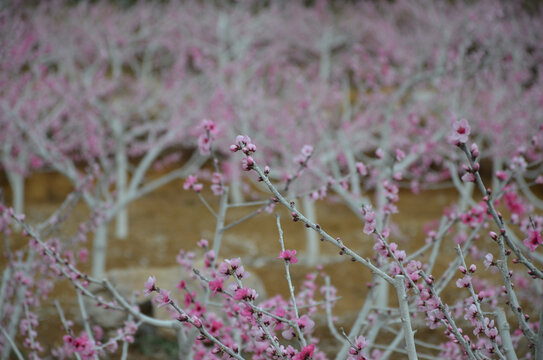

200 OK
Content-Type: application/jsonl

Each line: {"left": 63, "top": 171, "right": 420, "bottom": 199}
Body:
{"left": 234, "top": 265, "right": 249, "bottom": 279}
{"left": 278, "top": 249, "right": 298, "bottom": 264}
{"left": 362, "top": 206, "right": 376, "bottom": 235}
{"left": 395, "top": 149, "right": 405, "bottom": 161}
{"left": 405, "top": 260, "right": 422, "bottom": 282}
{"left": 197, "top": 239, "right": 209, "bottom": 248}
{"left": 144, "top": 276, "right": 156, "bottom": 295}
{"left": 294, "top": 145, "right": 314, "bottom": 165}
{"left": 349, "top": 335, "right": 369, "bottom": 358}
{"left": 63, "top": 334, "right": 96, "bottom": 360}
{"left": 523, "top": 229, "right": 542, "bottom": 252}
{"left": 293, "top": 344, "right": 315, "bottom": 360}
{"left": 192, "top": 183, "right": 203, "bottom": 192}
{"left": 202, "top": 119, "right": 217, "bottom": 134}
{"left": 78, "top": 248, "right": 88, "bottom": 263}
{"left": 456, "top": 275, "right": 471, "bottom": 288}
{"left": 230, "top": 135, "right": 255, "bottom": 153}
{"left": 191, "top": 316, "right": 202, "bottom": 328}
{"left": 461, "top": 172, "right": 476, "bottom": 182}
{"left": 374, "top": 240, "right": 388, "bottom": 258}
{"left": 464, "top": 304, "right": 478, "bottom": 325}
{"left": 155, "top": 289, "right": 171, "bottom": 307}
{"left": 197, "top": 134, "right": 211, "bottom": 155}
{"left": 356, "top": 162, "right": 368, "bottom": 176}
{"left": 183, "top": 175, "right": 198, "bottom": 190}
{"left": 218, "top": 262, "right": 231, "bottom": 277}
{"left": 225, "top": 257, "right": 242, "bottom": 269}
{"left": 470, "top": 143, "right": 479, "bottom": 158}
{"left": 233, "top": 287, "right": 258, "bottom": 301}
{"left": 452, "top": 118, "right": 471, "bottom": 143}
{"left": 295, "top": 315, "right": 315, "bottom": 332}
{"left": 208, "top": 278, "right": 224, "bottom": 297}
{"left": 496, "top": 171, "right": 508, "bottom": 181}
{"left": 241, "top": 156, "right": 254, "bottom": 171}
{"left": 282, "top": 327, "right": 296, "bottom": 340}
{"left": 483, "top": 253, "right": 494, "bottom": 269}
{"left": 301, "top": 145, "right": 313, "bottom": 157}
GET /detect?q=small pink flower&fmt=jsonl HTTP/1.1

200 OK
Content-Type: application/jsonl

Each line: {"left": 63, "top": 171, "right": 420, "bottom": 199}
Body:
{"left": 197, "top": 239, "right": 209, "bottom": 248}
{"left": 456, "top": 275, "right": 471, "bottom": 288}
{"left": 156, "top": 289, "right": 171, "bottom": 307}
{"left": 293, "top": 344, "right": 315, "bottom": 360}
{"left": 193, "top": 183, "right": 203, "bottom": 192}
{"left": 233, "top": 287, "right": 258, "bottom": 301}
{"left": 144, "top": 276, "right": 156, "bottom": 295}
{"left": 361, "top": 206, "right": 377, "bottom": 235}
{"left": 483, "top": 253, "right": 494, "bottom": 269}
{"left": 79, "top": 248, "right": 88, "bottom": 263}
{"left": 278, "top": 249, "right": 298, "bottom": 264}
{"left": 523, "top": 229, "right": 542, "bottom": 252}
{"left": 218, "top": 262, "right": 231, "bottom": 277}
{"left": 461, "top": 172, "right": 475, "bottom": 183}
{"left": 452, "top": 118, "right": 471, "bottom": 143}
{"left": 395, "top": 149, "right": 405, "bottom": 161}
{"left": 225, "top": 258, "right": 241, "bottom": 269}
{"left": 301, "top": 145, "right": 313, "bottom": 157}
{"left": 241, "top": 156, "right": 254, "bottom": 171}
{"left": 356, "top": 162, "right": 368, "bottom": 176}
{"left": 296, "top": 315, "right": 315, "bottom": 331}
{"left": 470, "top": 143, "right": 479, "bottom": 158}
{"left": 202, "top": 119, "right": 217, "bottom": 134}
{"left": 191, "top": 316, "right": 202, "bottom": 328}
{"left": 496, "top": 171, "right": 508, "bottom": 181}
{"left": 183, "top": 175, "right": 198, "bottom": 190}
{"left": 209, "top": 278, "right": 224, "bottom": 297}
{"left": 349, "top": 335, "right": 368, "bottom": 356}
{"left": 464, "top": 304, "right": 478, "bottom": 325}
{"left": 197, "top": 134, "right": 211, "bottom": 155}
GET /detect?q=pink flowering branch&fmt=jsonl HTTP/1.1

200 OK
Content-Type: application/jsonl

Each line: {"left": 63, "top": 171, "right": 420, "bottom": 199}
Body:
{"left": 418, "top": 271, "right": 479, "bottom": 360}
{"left": 459, "top": 142, "right": 543, "bottom": 279}
{"left": 244, "top": 156, "right": 393, "bottom": 285}
{"left": 455, "top": 245, "right": 505, "bottom": 359}
{"left": 276, "top": 213, "right": 307, "bottom": 347}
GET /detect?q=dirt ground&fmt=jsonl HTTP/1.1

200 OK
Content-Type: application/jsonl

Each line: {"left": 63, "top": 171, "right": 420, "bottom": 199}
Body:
{"left": 0, "top": 169, "right": 514, "bottom": 359}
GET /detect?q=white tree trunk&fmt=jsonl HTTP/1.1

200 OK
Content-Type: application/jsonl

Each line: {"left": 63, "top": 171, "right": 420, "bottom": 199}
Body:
{"left": 92, "top": 224, "right": 108, "bottom": 279}
{"left": 7, "top": 172, "right": 24, "bottom": 215}
{"left": 115, "top": 131, "right": 128, "bottom": 239}
{"left": 229, "top": 164, "right": 244, "bottom": 204}
{"left": 302, "top": 195, "right": 319, "bottom": 266}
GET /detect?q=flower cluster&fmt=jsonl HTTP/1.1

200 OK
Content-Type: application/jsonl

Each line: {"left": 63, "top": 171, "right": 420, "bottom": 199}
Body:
{"left": 183, "top": 175, "right": 203, "bottom": 192}
{"left": 198, "top": 119, "right": 219, "bottom": 155}
{"left": 278, "top": 249, "right": 298, "bottom": 264}
{"left": 361, "top": 206, "right": 376, "bottom": 235}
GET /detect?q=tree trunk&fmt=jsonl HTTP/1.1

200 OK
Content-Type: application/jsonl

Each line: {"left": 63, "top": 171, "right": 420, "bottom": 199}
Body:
{"left": 92, "top": 224, "right": 108, "bottom": 279}
{"left": 7, "top": 172, "right": 24, "bottom": 216}
{"left": 229, "top": 164, "right": 244, "bottom": 204}
{"left": 115, "top": 146, "right": 128, "bottom": 239}
{"left": 302, "top": 195, "right": 319, "bottom": 266}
